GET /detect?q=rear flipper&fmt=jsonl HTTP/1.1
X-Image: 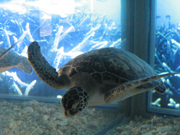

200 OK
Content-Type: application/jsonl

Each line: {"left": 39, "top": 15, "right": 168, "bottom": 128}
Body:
{"left": 104, "top": 72, "right": 178, "bottom": 104}
{"left": 154, "top": 83, "right": 166, "bottom": 94}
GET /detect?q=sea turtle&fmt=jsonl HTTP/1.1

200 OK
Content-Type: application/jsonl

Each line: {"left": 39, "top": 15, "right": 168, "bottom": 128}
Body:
{"left": 28, "top": 41, "right": 177, "bottom": 117}
{"left": 0, "top": 42, "right": 32, "bottom": 74}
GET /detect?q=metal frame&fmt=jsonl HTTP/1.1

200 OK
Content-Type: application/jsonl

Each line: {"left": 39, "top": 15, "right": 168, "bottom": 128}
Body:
{"left": 120, "top": 0, "right": 156, "bottom": 117}
{"left": 147, "top": 0, "right": 180, "bottom": 116}
{"left": 123, "top": 0, "right": 180, "bottom": 117}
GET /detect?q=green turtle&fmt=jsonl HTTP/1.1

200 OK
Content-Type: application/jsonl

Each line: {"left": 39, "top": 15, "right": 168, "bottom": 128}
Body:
{"left": 0, "top": 42, "right": 32, "bottom": 74}
{"left": 28, "top": 41, "right": 177, "bottom": 117}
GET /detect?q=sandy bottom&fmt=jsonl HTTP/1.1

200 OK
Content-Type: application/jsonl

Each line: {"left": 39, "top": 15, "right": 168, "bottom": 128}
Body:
{"left": 0, "top": 99, "right": 179, "bottom": 135}
{"left": 109, "top": 115, "right": 180, "bottom": 135}
{"left": 0, "top": 99, "right": 119, "bottom": 135}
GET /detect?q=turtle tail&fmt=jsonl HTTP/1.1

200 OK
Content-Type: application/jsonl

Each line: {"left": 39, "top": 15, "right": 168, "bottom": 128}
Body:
{"left": 15, "top": 57, "right": 32, "bottom": 75}
{"left": 27, "top": 41, "right": 69, "bottom": 89}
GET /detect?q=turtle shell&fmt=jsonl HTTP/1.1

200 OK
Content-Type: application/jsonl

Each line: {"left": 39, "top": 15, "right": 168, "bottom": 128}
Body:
{"left": 58, "top": 48, "right": 157, "bottom": 86}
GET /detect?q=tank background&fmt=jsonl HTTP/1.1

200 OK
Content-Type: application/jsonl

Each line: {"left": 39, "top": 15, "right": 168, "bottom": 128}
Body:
{"left": 152, "top": 0, "right": 180, "bottom": 110}
{"left": 156, "top": 0, "right": 180, "bottom": 26}
{"left": 0, "top": 0, "right": 121, "bottom": 97}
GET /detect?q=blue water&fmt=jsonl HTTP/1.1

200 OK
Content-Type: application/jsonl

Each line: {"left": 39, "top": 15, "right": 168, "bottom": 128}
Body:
{"left": 0, "top": 0, "right": 121, "bottom": 97}
{"left": 157, "top": 0, "right": 180, "bottom": 26}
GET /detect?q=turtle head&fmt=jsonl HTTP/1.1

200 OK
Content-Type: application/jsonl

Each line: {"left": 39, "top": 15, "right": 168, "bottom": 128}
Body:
{"left": 61, "top": 86, "right": 89, "bottom": 117}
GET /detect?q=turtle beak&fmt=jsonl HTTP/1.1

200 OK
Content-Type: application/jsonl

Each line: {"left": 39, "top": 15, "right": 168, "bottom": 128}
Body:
{"left": 61, "top": 98, "right": 79, "bottom": 117}
{"left": 64, "top": 109, "right": 79, "bottom": 117}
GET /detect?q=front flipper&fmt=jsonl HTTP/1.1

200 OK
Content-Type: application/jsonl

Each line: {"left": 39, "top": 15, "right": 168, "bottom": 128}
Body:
{"left": 104, "top": 72, "right": 178, "bottom": 104}
{"left": 28, "top": 41, "right": 69, "bottom": 89}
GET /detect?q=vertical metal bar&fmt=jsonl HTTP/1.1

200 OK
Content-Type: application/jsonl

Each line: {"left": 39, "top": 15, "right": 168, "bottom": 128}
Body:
{"left": 131, "top": 0, "right": 156, "bottom": 116}
{"left": 134, "top": 0, "right": 156, "bottom": 65}
{"left": 0, "top": 115, "right": 2, "bottom": 135}
{"left": 121, "top": 0, "right": 134, "bottom": 52}
{"left": 119, "top": 0, "right": 135, "bottom": 116}
{"left": 121, "top": 0, "right": 156, "bottom": 116}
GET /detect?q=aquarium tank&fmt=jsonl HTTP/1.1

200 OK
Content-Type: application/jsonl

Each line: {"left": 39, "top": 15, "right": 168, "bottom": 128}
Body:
{"left": 148, "top": 0, "right": 180, "bottom": 116}
{"left": 0, "top": 0, "right": 121, "bottom": 98}
{"left": 0, "top": 0, "right": 179, "bottom": 134}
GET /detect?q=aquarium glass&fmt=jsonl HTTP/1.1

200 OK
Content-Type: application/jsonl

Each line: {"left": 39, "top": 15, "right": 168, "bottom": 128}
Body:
{"left": 0, "top": 0, "right": 121, "bottom": 98}
{"left": 148, "top": 0, "right": 180, "bottom": 116}
{"left": 0, "top": 0, "right": 121, "bottom": 134}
